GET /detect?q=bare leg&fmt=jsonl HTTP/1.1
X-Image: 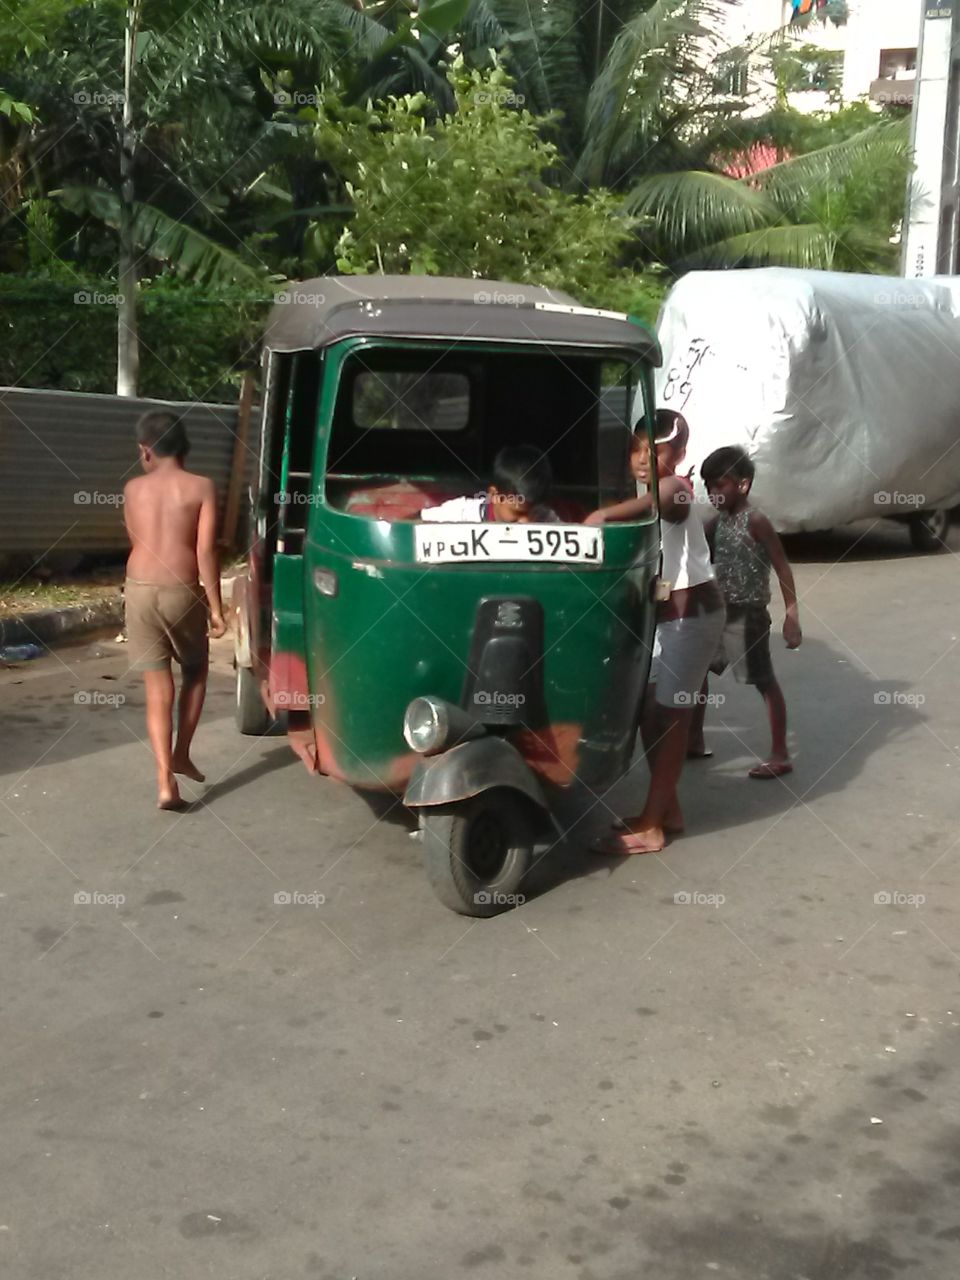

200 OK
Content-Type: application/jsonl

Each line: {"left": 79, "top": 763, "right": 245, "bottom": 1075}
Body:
{"left": 143, "top": 669, "right": 181, "bottom": 809}
{"left": 687, "top": 676, "right": 711, "bottom": 757}
{"left": 172, "top": 663, "right": 208, "bottom": 781}
{"left": 748, "top": 678, "right": 792, "bottom": 778}
{"left": 633, "top": 689, "right": 684, "bottom": 833}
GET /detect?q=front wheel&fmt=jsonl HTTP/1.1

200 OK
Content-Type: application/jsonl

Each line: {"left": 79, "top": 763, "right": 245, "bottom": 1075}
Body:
{"left": 909, "top": 510, "right": 950, "bottom": 552}
{"left": 420, "top": 788, "right": 536, "bottom": 917}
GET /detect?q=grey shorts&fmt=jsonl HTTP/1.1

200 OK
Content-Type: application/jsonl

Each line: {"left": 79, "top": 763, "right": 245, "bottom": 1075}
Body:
{"left": 710, "top": 603, "right": 775, "bottom": 687}
{"left": 125, "top": 581, "right": 208, "bottom": 673}
{"left": 650, "top": 609, "right": 726, "bottom": 709}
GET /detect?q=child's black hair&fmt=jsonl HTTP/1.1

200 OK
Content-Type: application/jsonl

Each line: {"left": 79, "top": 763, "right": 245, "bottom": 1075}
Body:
{"left": 136, "top": 410, "right": 190, "bottom": 460}
{"left": 492, "top": 445, "right": 552, "bottom": 505}
{"left": 701, "top": 445, "right": 755, "bottom": 484}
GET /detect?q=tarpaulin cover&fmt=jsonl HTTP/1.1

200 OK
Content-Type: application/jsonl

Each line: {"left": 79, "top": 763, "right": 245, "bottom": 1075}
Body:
{"left": 649, "top": 268, "right": 960, "bottom": 532}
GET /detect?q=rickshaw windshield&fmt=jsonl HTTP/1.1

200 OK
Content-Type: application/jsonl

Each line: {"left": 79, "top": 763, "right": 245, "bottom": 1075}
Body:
{"left": 324, "top": 343, "right": 654, "bottom": 525}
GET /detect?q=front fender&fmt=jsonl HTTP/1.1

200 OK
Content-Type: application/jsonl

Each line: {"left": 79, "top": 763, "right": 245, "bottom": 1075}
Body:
{"left": 404, "top": 736, "right": 549, "bottom": 812}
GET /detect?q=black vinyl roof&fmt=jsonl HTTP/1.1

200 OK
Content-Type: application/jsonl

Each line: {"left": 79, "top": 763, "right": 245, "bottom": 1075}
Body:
{"left": 264, "top": 276, "right": 661, "bottom": 364}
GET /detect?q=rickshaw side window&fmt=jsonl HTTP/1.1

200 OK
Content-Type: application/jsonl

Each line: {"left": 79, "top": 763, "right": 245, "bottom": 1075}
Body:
{"left": 353, "top": 371, "right": 470, "bottom": 432}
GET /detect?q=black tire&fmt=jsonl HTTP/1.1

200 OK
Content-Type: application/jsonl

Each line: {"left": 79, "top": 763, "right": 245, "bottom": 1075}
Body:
{"left": 420, "top": 788, "right": 536, "bottom": 917}
{"left": 909, "top": 510, "right": 950, "bottom": 552}
{"left": 235, "top": 663, "right": 272, "bottom": 735}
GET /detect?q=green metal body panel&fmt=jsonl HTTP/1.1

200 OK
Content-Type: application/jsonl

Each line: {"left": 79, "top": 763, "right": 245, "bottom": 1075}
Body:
{"left": 270, "top": 337, "right": 660, "bottom": 793}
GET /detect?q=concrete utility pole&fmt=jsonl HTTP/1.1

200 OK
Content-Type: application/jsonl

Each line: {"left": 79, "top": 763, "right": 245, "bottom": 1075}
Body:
{"left": 117, "top": 0, "right": 143, "bottom": 396}
{"left": 902, "top": 0, "right": 960, "bottom": 277}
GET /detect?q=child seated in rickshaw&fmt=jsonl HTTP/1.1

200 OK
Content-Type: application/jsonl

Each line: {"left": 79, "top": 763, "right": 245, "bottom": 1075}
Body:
{"left": 421, "top": 445, "right": 560, "bottom": 524}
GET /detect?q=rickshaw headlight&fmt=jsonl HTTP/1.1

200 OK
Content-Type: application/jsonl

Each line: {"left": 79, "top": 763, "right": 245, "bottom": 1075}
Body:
{"left": 403, "top": 697, "right": 485, "bottom": 755}
{"left": 404, "top": 697, "right": 446, "bottom": 754}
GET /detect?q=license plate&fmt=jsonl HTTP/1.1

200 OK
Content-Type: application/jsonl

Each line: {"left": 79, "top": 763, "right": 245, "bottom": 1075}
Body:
{"left": 414, "top": 523, "right": 604, "bottom": 565}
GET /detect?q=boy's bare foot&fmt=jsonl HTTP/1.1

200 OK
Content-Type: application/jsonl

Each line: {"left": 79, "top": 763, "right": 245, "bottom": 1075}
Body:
{"left": 158, "top": 772, "right": 184, "bottom": 810}
{"left": 686, "top": 745, "right": 713, "bottom": 759}
{"left": 749, "top": 757, "right": 793, "bottom": 780}
{"left": 171, "top": 754, "right": 205, "bottom": 783}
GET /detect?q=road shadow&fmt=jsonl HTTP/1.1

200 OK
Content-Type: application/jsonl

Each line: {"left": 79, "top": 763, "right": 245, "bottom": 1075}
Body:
{"left": 783, "top": 517, "right": 960, "bottom": 565}
{"left": 587, "top": 1030, "right": 960, "bottom": 1279}
{"left": 523, "top": 633, "right": 927, "bottom": 904}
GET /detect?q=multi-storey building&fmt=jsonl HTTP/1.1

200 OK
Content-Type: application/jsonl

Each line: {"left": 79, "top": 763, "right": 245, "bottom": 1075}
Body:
{"left": 722, "top": 0, "right": 924, "bottom": 113}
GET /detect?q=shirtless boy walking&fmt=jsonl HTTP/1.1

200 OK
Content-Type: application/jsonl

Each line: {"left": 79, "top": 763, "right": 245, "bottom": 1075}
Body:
{"left": 123, "top": 412, "right": 226, "bottom": 809}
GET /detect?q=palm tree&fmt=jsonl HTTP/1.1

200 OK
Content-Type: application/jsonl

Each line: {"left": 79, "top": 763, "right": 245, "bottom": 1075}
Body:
{"left": 459, "top": 0, "right": 745, "bottom": 191}
{"left": 623, "top": 117, "right": 911, "bottom": 272}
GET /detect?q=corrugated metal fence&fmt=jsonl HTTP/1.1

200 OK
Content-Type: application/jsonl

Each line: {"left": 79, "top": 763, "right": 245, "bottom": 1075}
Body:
{"left": 0, "top": 387, "right": 253, "bottom": 560}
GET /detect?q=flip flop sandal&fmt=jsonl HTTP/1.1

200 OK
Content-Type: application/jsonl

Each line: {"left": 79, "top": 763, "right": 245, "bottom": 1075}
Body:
{"left": 686, "top": 749, "right": 713, "bottom": 759}
{"left": 590, "top": 831, "right": 666, "bottom": 856}
{"left": 611, "top": 818, "right": 684, "bottom": 835}
{"left": 748, "top": 762, "right": 793, "bottom": 780}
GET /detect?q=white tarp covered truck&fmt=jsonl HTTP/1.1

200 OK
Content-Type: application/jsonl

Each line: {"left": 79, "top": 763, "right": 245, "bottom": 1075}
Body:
{"left": 650, "top": 268, "right": 960, "bottom": 550}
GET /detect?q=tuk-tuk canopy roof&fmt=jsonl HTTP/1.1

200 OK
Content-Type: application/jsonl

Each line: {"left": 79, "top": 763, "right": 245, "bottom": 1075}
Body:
{"left": 264, "top": 276, "right": 661, "bottom": 364}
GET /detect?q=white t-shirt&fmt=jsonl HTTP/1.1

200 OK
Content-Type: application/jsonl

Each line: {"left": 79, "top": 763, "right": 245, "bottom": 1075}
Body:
{"left": 420, "top": 498, "right": 561, "bottom": 523}
{"left": 420, "top": 497, "right": 486, "bottom": 522}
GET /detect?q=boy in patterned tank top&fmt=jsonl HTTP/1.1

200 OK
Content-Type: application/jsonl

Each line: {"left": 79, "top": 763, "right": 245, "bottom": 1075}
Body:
{"left": 691, "top": 446, "right": 802, "bottom": 779}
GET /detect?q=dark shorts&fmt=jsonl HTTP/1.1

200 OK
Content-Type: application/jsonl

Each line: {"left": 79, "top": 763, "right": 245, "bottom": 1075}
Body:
{"left": 710, "top": 603, "right": 774, "bottom": 687}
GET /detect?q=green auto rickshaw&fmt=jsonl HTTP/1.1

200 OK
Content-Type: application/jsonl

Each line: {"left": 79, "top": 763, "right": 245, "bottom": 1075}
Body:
{"left": 232, "top": 276, "right": 662, "bottom": 916}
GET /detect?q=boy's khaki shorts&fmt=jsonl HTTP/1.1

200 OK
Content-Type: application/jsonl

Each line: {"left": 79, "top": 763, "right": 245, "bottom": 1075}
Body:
{"left": 125, "top": 581, "right": 208, "bottom": 672}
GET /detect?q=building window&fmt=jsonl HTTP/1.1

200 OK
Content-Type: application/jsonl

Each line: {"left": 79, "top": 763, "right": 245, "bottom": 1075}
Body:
{"left": 878, "top": 48, "right": 917, "bottom": 80}
{"left": 718, "top": 56, "right": 749, "bottom": 97}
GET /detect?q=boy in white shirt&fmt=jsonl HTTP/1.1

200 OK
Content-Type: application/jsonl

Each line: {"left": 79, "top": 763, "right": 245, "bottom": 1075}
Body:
{"left": 422, "top": 445, "right": 560, "bottom": 524}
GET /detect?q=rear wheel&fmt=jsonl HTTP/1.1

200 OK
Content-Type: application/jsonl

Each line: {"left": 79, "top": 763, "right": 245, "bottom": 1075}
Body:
{"left": 420, "top": 788, "right": 536, "bottom": 917}
{"left": 909, "top": 510, "right": 950, "bottom": 552}
{"left": 234, "top": 663, "right": 272, "bottom": 735}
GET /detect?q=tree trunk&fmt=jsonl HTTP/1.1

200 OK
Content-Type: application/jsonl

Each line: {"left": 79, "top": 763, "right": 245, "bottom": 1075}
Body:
{"left": 117, "top": 1, "right": 141, "bottom": 397}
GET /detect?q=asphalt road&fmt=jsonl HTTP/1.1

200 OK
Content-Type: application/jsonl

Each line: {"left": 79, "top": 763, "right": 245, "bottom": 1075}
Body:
{"left": 3, "top": 520, "right": 960, "bottom": 1280}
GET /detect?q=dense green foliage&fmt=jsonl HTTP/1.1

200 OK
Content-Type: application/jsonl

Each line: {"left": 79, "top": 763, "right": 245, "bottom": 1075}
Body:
{"left": 0, "top": 0, "right": 911, "bottom": 398}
